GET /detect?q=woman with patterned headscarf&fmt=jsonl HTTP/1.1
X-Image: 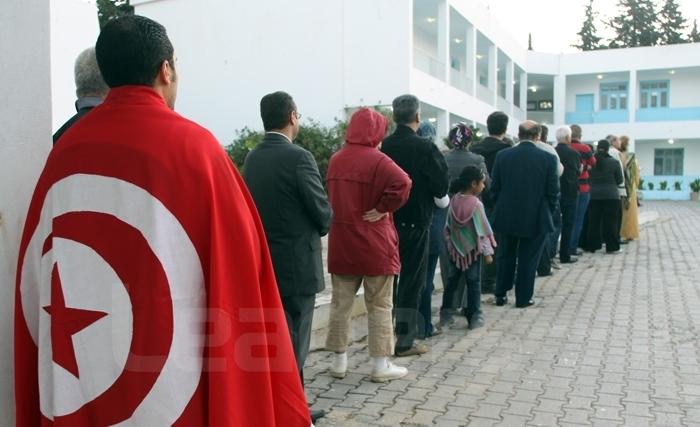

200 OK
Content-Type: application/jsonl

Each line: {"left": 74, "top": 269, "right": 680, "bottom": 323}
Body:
{"left": 437, "top": 123, "right": 490, "bottom": 331}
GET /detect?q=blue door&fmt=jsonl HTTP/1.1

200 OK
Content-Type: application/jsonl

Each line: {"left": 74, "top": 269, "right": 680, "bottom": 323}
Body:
{"left": 576, "top": 94, "right": 594, "bottom": 112}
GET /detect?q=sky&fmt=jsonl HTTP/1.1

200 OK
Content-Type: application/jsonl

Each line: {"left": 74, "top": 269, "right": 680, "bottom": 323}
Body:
{"left": 482, "top": 0, "right": 700, "bottom": 53}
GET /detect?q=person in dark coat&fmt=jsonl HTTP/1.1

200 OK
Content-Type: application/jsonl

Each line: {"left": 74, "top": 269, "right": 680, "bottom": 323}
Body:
{"left": 470, "top": 111, "right": 511, "bottom": 293}
{"left": 587, "top": 140, "right": 624, "bottom": 254}
{"left": 325, "top": 108, "right": 412, "bottom": 382}
{"left": 53, "top": 47, "right": 109, "bottom": 144}
{"left": 381, "top": 94, "right": 448, "bottom": 357}
{"left": 491, "top": 121, "right": 560, "bottom": 308}
{"left": 416, "top": 121, "right": 446, "bottom": 339}
{"left": 243, "top": 91, "right": 332, "bottom": 422}
{"left": 554, "top": 126, "right": 582, "bottom": 263}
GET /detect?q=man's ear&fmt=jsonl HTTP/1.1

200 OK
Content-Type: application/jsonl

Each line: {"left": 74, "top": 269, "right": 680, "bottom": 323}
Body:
{"left": 158, "top": 60, "right": 174, "bottom": 85}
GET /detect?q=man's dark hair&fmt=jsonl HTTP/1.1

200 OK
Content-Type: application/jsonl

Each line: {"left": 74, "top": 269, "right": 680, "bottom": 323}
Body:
{"left": 570, "top": 124, "right": 582, "bottom": 140}
{"left": 260, "top": 91, "right": 296, "bottom": 131}
{"left": 486, "top": 111, "right": 509, "bottom": 136}
{"left": 96, "top": 15, "right": 174, "bottom": 87}
{"left": 540, "top": 125, "right": 549, "bottom": 143}
{"left": 392, "top": 95, "right": 420, "bottom": 125}
{"left": 518, "top": 122, "right": 541, "bottom": 141}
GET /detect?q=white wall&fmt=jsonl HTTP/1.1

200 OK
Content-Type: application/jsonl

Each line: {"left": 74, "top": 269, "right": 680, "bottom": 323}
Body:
{"left": 636, "top": 139, "right": 700, "bottom": 177}
{"left": 135, "top": 0, "right": 348, "bottom": 144}
{"left": 50, "top": 0, "right": 100, "bottom": 132}
{"left": 636, "top": 69, "right": 700, "bottom": 109}
{"left": 0, "top": 1, "right": 53, "bottom": 424}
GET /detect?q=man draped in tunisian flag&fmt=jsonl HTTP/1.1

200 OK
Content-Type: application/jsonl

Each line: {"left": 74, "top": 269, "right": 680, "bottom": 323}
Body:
{"left": 14, "top": 15, "right": 310, "bottom": 426}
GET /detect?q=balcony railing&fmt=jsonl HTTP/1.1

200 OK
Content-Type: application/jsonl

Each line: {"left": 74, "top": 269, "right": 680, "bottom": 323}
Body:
{"left": 565, "top": 110, "right": 629, "bottom": 124}
{"left": 636, "top": 107, "right": 700, "bottom": 122}
{"left": 449, "top": 69, "right": 473, "bottom": 94}
{"left": 413, "top": 48, "right": 445, "bottom": 81}
{"left": 476, "top": 84, "right": 493, "bottom": 105}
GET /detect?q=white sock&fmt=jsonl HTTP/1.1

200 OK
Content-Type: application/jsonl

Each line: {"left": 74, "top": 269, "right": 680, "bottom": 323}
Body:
{"left": 333, "top": 352, "right": 347, "bottom": 367}
{"left": 372, "top": 356, "right": 389, "bottom": 371}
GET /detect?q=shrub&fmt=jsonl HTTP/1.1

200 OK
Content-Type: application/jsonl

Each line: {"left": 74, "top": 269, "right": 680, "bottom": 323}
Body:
{"left": 648, "top": 182, "right": 654, "bottom": 190}
{"left": 638, "top": 178, "right": 645, "bottom": 190}
{"left": 674, "top": 181, "right": 682, "bottom": 191}
{"left": 690, "top": 179, "right": 700, "bottom": 193}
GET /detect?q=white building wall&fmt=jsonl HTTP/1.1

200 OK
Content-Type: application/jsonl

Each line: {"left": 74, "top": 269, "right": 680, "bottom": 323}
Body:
{"left": 636, "top": 70, "right": 700, "bottom": 109}
{"left": 0, "top": 0, "right": 53, "bottom": 423}
{"left": 50, "top": 0, "right": 100, "bottom": 133}
{"left": 134, "top": 0, "right": 347, "bottom": 144}
{"left": 636, "top": 139, "right": 700, "bottom": 177}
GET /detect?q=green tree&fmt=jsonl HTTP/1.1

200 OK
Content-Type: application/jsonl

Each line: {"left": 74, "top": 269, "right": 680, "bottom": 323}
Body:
{"left": 608, "top": 0, "right": 660, "bottom": 48}
{"left": 690, "top": 19, "right": 700, "bottom": 42}
{"left": 658, "top": 0, "right": 687, "bottom": 45}
{"left": 573, "top": 0, "right": 603, "bottom": 51}
{"left": 96, "top": 0, "right": 134, "bottom": 29}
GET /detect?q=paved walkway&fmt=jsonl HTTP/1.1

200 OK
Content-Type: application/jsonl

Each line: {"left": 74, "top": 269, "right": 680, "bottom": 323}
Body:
{"left": 304, "top": 201, "right": 700, "bottom": 426}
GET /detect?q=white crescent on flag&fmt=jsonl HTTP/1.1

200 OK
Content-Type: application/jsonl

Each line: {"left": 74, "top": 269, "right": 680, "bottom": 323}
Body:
{"left": 19, "top": 173, "right": 205, "bottom": 425}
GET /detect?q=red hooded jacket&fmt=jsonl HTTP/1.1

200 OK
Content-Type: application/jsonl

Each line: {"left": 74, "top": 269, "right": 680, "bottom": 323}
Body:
{"left": 326, "top": 108, "right": 412, "bottom": 276}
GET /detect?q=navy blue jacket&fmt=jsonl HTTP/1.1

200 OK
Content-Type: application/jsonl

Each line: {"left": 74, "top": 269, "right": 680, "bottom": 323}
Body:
{"left": 490, "top": 141, "right": 560, "bottom": 238}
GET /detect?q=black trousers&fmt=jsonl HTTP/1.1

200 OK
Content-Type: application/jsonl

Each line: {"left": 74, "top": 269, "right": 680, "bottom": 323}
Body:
{"left": 559, "top": 196, "right": 578, "bottom": 262}
{"left": 481, "top": 206, "right": 497, "bottom": 294}
{"left": 394, "top": 224, "right": 429, "bottom": 352}
{"left": 587, "top": 199, "right": 621, "bottom": 253}
{"left": 495, "top": 234, "right": 547, "bottom": 305}
{"left": 281, "top": 294, "right": 316, "bottom": 382}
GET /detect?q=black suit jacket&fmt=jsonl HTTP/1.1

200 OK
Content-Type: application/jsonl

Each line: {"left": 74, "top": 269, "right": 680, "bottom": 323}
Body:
{"left": 555, "top": 143, "right": 582, "bottom": 200}
{"left": 243, "top": 133, "right": 332, "bottom": 297}
{"left": 381, "top": 125, "right": 448, "bottom": 229}
{"left": 491, "top": 141, "right": 560, "bottom": 238}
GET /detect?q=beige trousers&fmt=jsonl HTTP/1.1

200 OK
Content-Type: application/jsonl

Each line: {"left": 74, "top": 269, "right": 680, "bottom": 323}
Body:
{"left": 325, "top": 274, "right": 394, "bottom": 357}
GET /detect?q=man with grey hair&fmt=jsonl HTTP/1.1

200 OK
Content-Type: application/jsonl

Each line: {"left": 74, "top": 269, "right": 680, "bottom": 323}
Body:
{"left": 53, "top": 47, "right": 109, "bottom": 143}
{"left": 381, "top": 94, "right": 448, "bottom": 357}
{"left": 606, "top": 134, "right": 627, "bottom": 245}
{"left": 555, "top": 126, "right": 582, "bottom": 263}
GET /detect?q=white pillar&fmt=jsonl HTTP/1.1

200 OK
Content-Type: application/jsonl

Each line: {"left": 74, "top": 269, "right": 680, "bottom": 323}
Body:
{"left": 0, "top": 0, "right": 52, "bottom": 423}
{"left": 554, "top": 74, "right": 567, "bottom": 126}
{"left": 628, "top": 69, "right": 637, "bottom": 123}
{"left": 437, "top": 109, "right": 450, "bottom": 149}
{"left": 506, "top": 59, "right": 515, "bottom": 118}
{"left": 488, "top": 44, "right": 497, "bottom": 106}
{"left": 437, "top": 0, "right": 449, "bottom": 82}
{"left": 467, "top": 25, "right": 477, "bottom": 96}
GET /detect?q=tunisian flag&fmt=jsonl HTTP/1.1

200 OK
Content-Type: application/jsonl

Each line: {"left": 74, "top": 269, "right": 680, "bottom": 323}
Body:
{"left": 15, "top": 86, "right": 311, "bottom": 426}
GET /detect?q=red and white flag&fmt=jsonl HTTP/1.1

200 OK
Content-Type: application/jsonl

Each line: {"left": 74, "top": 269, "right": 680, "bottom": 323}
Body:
{"left": 15, "top": 86, "right": 311, "bottom": 426}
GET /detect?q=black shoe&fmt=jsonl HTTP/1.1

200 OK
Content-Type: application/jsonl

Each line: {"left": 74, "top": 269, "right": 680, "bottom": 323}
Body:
{"left": 467, "top": 314, "right": 485, "bottom": 330}
{"left": 620, "top": 240, "right": 629, "bottom": 245}
{"left": 310, "top": 409, "right": 326, "bottom": 423}
{"left": 537, "top": 271, "right": 553, "bottom": 277}
{"left": 560, "top": 256, "right": 578, "bottom": 264}
{"left": 606, "top": 249, "right": 623, "bottom": 254}
{"left": 495, "top": 296, "right": 508, "bottom": 306}
{"left": 515, "top": 299, "right": 535, "bottom": 308}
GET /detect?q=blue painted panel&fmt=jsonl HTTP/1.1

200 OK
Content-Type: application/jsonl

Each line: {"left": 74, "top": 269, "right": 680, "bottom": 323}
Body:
{"left": 636, "top": 107, "right": 700, "bottom": 122}
{"left": 576, "top": 94, "right": 594, "bottom": 112}
{"left": 639, "top": 175, "right": 700, "bottom": 200}
{"left": 565, "top": 110, "right": 629, "bottom": 124}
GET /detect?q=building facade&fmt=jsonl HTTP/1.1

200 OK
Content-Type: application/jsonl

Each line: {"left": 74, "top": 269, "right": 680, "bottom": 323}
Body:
{"left": 132, "top": 0, "right": 700, "bottom": 197}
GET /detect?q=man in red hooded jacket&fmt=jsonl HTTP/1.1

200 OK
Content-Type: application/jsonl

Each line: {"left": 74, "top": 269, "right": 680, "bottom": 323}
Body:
{"left": 14, "top": 15, "right": 310, "bottom": 426}
{"left": 324, "top": 108, "right": 412, "bottom": 382}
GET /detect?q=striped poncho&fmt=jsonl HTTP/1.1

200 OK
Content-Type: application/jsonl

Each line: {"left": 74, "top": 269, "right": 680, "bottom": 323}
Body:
{"left": 444, "top": 193, "right": 497, "bottom": 271}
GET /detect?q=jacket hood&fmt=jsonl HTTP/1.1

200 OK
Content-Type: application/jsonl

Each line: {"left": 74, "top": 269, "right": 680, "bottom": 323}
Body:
{"left": 345, "top": 108, "right": 388, "bottom": 148}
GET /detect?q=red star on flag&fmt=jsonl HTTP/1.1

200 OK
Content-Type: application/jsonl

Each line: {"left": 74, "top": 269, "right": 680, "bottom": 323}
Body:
{"left": 43, "top": 264, "right": 107, "bottom": 378}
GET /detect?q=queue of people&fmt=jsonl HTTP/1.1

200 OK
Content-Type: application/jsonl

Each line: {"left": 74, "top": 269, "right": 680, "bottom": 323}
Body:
{"left": 25, "top": 14, "right": 642, "bottom": 427}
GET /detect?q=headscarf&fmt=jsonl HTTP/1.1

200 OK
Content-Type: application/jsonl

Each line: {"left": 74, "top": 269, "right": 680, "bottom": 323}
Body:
{"left": 449, "top": 122, "right": 473, "bottom": 150}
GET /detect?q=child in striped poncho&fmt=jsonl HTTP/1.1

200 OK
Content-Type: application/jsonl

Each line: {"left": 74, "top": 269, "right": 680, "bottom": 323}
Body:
{"left": 442, "top": 165, "right": 497, "bottom": 330}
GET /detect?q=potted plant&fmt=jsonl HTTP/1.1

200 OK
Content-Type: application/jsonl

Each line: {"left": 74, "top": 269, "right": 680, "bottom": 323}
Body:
{"left": 660, "top": 181, "right": 669, "bottom": 191}
{"left": 648, "top": 182, "right": 655, "bottom": 191}
{"left": 690, "top": 179, "right": 700, "bottom": 201}
{"left": 674, "top": 181, "right": 682, "bottom": 191}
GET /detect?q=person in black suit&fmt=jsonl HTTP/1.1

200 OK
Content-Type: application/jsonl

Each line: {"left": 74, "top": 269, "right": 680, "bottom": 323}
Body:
{"left": 381, "top": 94, "right": 448, "bottom": 357}
{"left": 491, "top": 121, "right": 560, "bottom": 308}
{"left": 53, "top": 47, "right": 109, "bottom": 144}
{"left": 554, "top": 126, "right": 582, "bottom": 264}
{"left": 243, "top": 91, "right": 332, "bottom": 422}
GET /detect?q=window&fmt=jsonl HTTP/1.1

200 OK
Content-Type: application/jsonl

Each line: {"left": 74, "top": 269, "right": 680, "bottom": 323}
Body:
{"left": 600, "top": 83, "right": 628, "bottom": 110}
{"left": 654, "top": 148, "right": 683, "bottom": 175}
{"left": 640, "top": 81, "right": 669, "bottom": 109}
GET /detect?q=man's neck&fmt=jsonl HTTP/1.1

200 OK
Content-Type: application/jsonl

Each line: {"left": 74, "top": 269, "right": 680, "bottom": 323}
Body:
{"left": 488, "top": 134, "right": 505, "bottom": 141}
{"left": 267, "top": 130, "right": 293, "bottom": 143}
